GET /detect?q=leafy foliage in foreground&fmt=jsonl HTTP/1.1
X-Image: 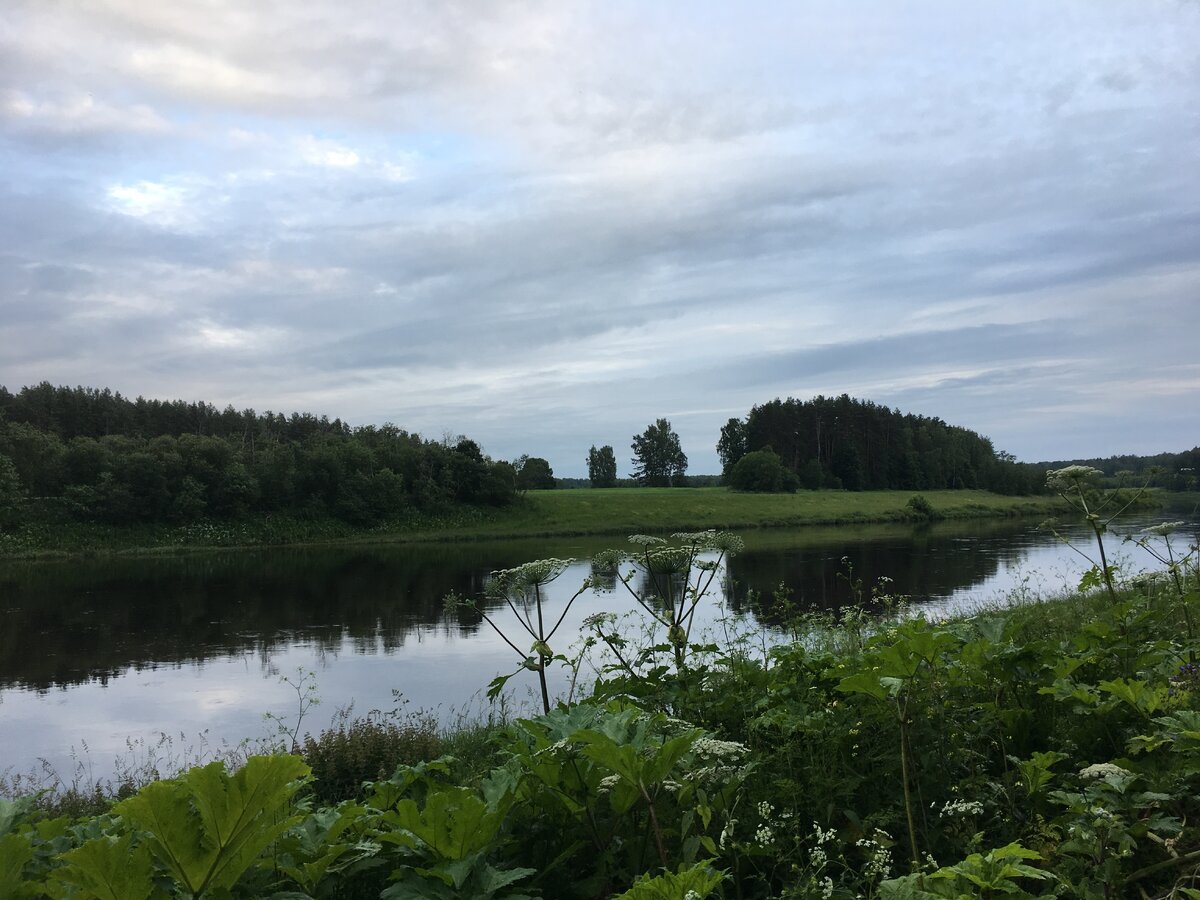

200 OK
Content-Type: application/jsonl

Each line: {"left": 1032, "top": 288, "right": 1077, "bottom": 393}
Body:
{"left": 3, "top": 530, "right": 1200, "bottom": 898}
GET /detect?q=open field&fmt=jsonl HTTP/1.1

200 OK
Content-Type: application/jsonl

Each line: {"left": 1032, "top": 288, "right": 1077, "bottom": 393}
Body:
{"left": 0, "top": 487, "right": 1068, "bottom": 558}
{"left": 411, "top": 487, "right": 1063, "bottom": 541}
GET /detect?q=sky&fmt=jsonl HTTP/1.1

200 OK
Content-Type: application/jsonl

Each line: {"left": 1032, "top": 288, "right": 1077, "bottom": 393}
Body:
{"left": 1, "top": 1, "right": 1198, "bottom": 477}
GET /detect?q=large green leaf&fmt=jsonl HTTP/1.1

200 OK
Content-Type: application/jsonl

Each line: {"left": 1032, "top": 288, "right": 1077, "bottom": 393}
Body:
{"left": 836, "top": 672, "right": 890, "bottom": 700}
{"left": 612, "top": 862, "right": 725, "bottom": 899}
{"left": 0, "top": 832, "right": 33, "bottom": 898}
{"left": 50, "top": 833, "right": 156, "bottom": 900}
{"left": 115, "top": 754, "right": 309, "bottom": 895}
{"left": 384, "top": 785, "right": 508, "bottom": 861}
{"left": 0, "top": 796, "right": 35, "bottom": 838}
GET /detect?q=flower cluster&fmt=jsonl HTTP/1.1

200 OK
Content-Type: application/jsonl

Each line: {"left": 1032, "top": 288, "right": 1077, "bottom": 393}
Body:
{"left": 486, "top": 558, "right": 574, "bottom": 597}
{"left": 1078, "top": 762, "right": 1132, "bottom": 781}
{"left": 691, "top": 737, "right": 749, "bottom": 785}
{"left": 856, "top": 833, "right": 893, "bottom": 881}
{"left": 937, "top": 798, "right": 984, "bottom": 817}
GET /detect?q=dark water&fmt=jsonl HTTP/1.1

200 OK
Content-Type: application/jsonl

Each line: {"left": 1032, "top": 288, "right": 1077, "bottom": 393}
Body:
{"left": 1, "top": 514, "right": 1196, "bottom": 779}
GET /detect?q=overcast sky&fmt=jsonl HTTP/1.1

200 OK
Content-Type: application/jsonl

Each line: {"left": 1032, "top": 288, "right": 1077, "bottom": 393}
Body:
{"left": 2, "top": 1, "right": 1197, "bottom": 476}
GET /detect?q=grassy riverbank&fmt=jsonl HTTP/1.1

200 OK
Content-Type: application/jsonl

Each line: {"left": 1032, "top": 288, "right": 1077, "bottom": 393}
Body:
{"left": 3, "top": 524, "right": 1198, "bottom": 898}
{"left": 0, "top": 487, "right": 1065, "bottom": 558}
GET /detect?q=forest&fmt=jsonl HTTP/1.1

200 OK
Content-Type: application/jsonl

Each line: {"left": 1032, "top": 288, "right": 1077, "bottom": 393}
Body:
{"left": 0, "top": 383, "right": 519, "bottom": 527}
{"left": 2, "top": 384, "right": 1194, "bottom": 533}
{"left": 718, "top": 394, "right": 1198, "bottom": 495}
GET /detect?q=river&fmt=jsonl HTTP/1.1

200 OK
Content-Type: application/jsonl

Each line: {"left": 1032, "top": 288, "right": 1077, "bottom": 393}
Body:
{"left": 1, "top": 512, "right": 1196, "bottom": 783}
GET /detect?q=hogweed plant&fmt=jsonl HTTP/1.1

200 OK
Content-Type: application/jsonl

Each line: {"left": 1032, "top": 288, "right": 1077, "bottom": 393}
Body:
{"left": 449, "top": 532, "right": 743, "bottom": 717}
{"left": 601, "top": 531, "right": 745, "bottom": 672}
{"left": 1043, "top": 465, "right": 1151, "bottom": 604}
{"left": 447, "top": 558, "right": 592, "bottom": 714}
{"left": 1127, "top": 521, "right": 1199, "bottom": 658}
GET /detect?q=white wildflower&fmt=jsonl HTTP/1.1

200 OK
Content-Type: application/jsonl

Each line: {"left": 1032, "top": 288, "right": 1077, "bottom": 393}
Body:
{"left": 1142, "top": 521, "right": 1187, "bottom": 537}
{"left": 693, "top": 737, "right": 748, "bottom": 759}
{"left": 939, "top": 798, "right": 984, "bottom": 818}
{"left": 719, "top": 817, "right": 737, "bottom": 849}
{"left": 1079, "top": 762, "right": 1132, "bottom": 781}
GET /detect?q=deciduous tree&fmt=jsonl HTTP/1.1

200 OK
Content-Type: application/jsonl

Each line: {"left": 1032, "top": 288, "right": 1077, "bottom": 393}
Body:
{"left": 630, "top": 419, "right": 687, "bottom": 487}
{"left": 515, "top": 455, "right": 556, "bottom": 491}
{"left": 586, "top": 445, "right": 617, "bottom": 487}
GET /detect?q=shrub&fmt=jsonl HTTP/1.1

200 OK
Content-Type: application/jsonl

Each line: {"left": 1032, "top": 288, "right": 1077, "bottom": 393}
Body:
{"left": 727, "top": 448, "right": 798, "bottom": 493}
{"left": 905, "top": 494, "right": 939, "bottom": 519}
{"left": 300, "top": 709, "right": 443, "bottom": 802}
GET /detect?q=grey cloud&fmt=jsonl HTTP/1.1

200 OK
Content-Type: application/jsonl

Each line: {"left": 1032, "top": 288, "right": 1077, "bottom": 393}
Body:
{"left": 2, "top": 1, "right": 1198, "bottom": 474}
{"left": 692, "top": 323, "right": 1069, "bottom": 394}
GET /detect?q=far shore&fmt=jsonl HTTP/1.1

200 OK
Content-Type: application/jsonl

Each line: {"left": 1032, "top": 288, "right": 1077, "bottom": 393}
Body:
{"left": 0, "top": 487, "right": 1073, "bottom": 560}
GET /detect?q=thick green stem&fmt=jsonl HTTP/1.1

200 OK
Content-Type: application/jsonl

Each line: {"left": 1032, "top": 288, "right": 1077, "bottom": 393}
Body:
{"left": 537, "top": 658, "right": 550, "bottom": 714}
{"left": 898, "top": 693, "right": 921, "bottom": 872}
{"left": 639, "top": 781, "right": 670, "bottom": 868}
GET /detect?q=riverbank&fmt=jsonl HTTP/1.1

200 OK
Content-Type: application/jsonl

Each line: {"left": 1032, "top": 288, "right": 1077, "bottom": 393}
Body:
{"left": 0, "top": 487, "right": 1066, "bottom": 558}
{"left": 3, "top": 533, "right": 1198, "bottom": 898}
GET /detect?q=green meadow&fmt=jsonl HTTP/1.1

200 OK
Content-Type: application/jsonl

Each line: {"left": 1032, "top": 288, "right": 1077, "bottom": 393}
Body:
{"left": 0, "top": 488, "right": 1065, "bottom": 557}
{"left": 413, "top": 487, "right": 1062, "bottom": 540}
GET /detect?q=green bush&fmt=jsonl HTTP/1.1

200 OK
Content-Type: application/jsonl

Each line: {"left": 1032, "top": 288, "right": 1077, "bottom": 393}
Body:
{"left": 727, "top": 448, "right": 798, "bottom": 493}
{"left": 904, "top": 493, "right": 939, "bottom": 519}
{"left": 300, "top": 710, "right": 443, "bottom": 802}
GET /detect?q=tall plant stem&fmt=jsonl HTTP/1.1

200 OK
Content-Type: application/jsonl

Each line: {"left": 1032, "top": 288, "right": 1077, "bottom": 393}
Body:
{"left": 535, "top": 585, "right": 550, "bottom": 713}
{"left": 639, "top": 781, "right": 669, "bottom": 868}
{"left": 897, "top": 693, "right": 921, "bottom": 872}
{"left": 1076, "top": 491, "right": 1118, "bottom": 604}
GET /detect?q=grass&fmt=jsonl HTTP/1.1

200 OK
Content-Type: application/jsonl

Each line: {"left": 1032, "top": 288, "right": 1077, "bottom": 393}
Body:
{"left": 410, "top": 487, "right": 1063, "bottom": 541}
{"left": 0, "top": 488, "right": 1066, "bottom": 558}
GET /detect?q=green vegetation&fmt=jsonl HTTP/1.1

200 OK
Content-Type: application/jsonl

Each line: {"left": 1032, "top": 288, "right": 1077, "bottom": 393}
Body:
{"left": 430, "top": 488, "right": 1063, "bottom": 540}
{"left": 3, "top": 516, "right": 1199, "bottom": 897}
{"left": 631, "top": 418, "right": 689, "bottom": 487}
{"left": 0, "top": 487, "right": 1067, "bottom": 557}
{"left": 515, "top": 455, "right": 557, "bottom": 491}
{"left": 0, "top": 383, "right": 520, "bottom": 537}
{"left": 720, "top": 394, "right": 1056, "bottom": 493}
{"left": 588, "top": 445, "right": 619, "bottom": 488}
{"left": 726, "top": 448, "right": 800, "bottom": 493}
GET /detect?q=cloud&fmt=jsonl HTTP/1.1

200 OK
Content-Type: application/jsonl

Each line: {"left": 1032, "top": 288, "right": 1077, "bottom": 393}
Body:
{"left": 1, "top": 1, "right": 1198, "bottom": 474}
{"left": 1, "top": 89, "right": 170, "bottom": 136}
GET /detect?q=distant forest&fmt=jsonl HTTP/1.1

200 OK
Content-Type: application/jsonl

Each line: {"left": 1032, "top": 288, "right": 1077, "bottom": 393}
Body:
{"left": 718, "top": 394, "right": 1198, "bottom": 495}
{"left": 1, "top": 384, "right": 1195, "bottom": 530}
{"left": 0, "top": 383, "right": 519, "bottom": 526}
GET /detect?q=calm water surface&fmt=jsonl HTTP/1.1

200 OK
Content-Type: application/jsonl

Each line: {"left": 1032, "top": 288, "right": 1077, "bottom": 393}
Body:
{"left": 1, "top": 514, "right": 1196, "bottom": 779}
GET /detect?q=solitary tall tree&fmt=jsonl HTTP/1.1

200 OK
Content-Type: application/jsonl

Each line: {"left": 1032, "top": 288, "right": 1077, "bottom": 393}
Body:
{"left": 631, "top": 419, "right": 688, "bottom": 487}
{"left": 717, "top": 417, "right": 748, "bottom": 476}
{"left": 587, "top": 445, "right": 618, "bottom": 487}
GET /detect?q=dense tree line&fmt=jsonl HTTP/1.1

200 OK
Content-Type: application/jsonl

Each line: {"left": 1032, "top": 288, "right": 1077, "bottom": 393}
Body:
{"left": 0, "top": 383, "right": 518, "bottom": 526}
{"left": 1039, "top": 448, "right": 1200, "bottom": 492}
{"left": 718, "top": 394, "right": 1046, "bottom": 494}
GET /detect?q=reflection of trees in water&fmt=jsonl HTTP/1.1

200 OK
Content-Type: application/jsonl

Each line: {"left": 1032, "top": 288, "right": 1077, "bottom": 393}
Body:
{"left": 726, "top": 529, "right": 1012, "bottom": 622}
{"left": 0, "top": 545, "right": 548, "bottom": 692}
{"left": 0, "top": 521, "right": 1049, "bottom": 692}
